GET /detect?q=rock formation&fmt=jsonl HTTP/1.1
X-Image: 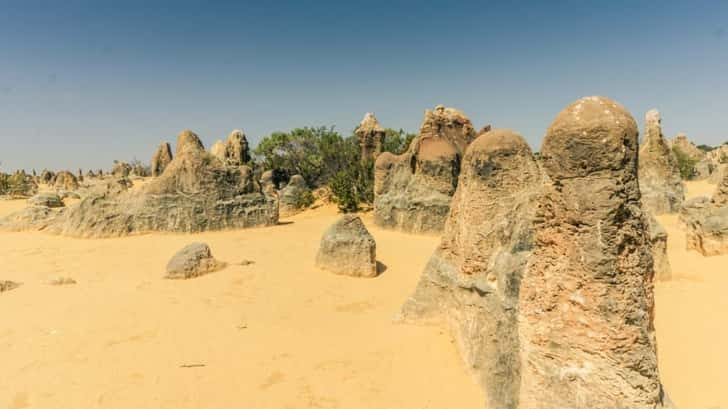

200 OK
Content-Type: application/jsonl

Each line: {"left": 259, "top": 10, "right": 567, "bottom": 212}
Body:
{"left": 400, "top": 97, "right": 673, "bottom": 409}
{"left": 638, "top": 109, "right": 684, "bottom": 214}
{"left": 165, "top": 243, "right": 224, "bottom": 279}
{"left": 0, "top": 130, "right": 279, "bottom": 237}
{"left": 712, "top": 167, "right": 728, "bottom": 207}
{"left": 0, "top": 281, "right": 21, "bottom": 293}
{"left": 316, "top": 215, "right": 377, "bottom": 277}
{"left": 0, "top": 171, "right": 37, "bottom": 197}
{"left": 278, "top": 175, "right": 312, "bottom": 216}
{"left": 39, "top": 169, "right": 54, "bottom": 184}
{"left": 400, "top": 129, "right": 542, "bottom": 409}
{"left": 374, "top": 105, "right": 476, "bottom": 234}
{"left": 681, "top": 171, "right": 728, "bottom": 256}
{"left": 647, "top": 214, "right": 672, "bottom": 281}
{"left": 52, "top": 171, "right": 78, "bottom": 191}
{"left": 260, "top": 170, "right": 277, "bottom": 196}
{"left": 355, "top": 112, "right": 386, "bottom": 162}
{"left": 672, "top": 132, "right": 705, "bottom": 161}
{"left": 210, "top": 140, "right": 226, "bottom": 162}
{"left": 151, "top": 142, "right": 173, "bottom": 177}
{"left": 111, "top": 161, "right": 132, "bottom": 177}
{"left": 28, "top": 193, "right": 64, "bottom": 208}
{"left": 224, "top": 129, "right": 250, "bottom": 165}
{"left": 519, "top": 96, "right": 672, "bottom": 408}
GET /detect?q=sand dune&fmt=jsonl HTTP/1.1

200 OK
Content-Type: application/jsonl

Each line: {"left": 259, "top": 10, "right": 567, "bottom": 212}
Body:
{"left": 0, "top": 180, "right": 725, "bottom": 408}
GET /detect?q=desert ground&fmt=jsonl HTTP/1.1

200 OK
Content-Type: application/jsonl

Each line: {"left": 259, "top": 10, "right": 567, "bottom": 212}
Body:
{"left": 0, "top": 180, "right": 725, "bottom": 409}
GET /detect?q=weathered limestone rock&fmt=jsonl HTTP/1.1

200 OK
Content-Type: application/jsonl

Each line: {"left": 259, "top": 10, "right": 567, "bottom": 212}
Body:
{"left": 355, "top": 112, "right": 386, "bottom": 162}
{"left": 708, "top": 163, "right": 726, "bottom": 184}
{"left": 52, "top": 171, "right": 78, "bottom": 191}
{"left": 647, "top": 214, "right": 672, "bottom": 281}
{"left": 111, "top": 161, "right": 132, "bottom": 177}
{"left": 671, "top": 132, "right": 705, "bottom": 161}
{"left": 165, "top": 243, "right": 224, "bottom": 279}
{"left": 520, "top": 96, "right": 672, "bottom": 408}
{"left": 224, "top": 130, "right": 250, "bottom": 165}
{"left": 706, "top": 145, "right": 728, "bottom": 183}
{"left": 210, "top": 140, "right": 226, "bottom": 162}
{"left": 260, "top": 170, "right": 277, "bottom": 196}
{"left": 639, "top": 109, "right": 684, "bottom": 214}
{"left": 21, "top": 130, "right": 279, "bottom": 238}
{"left": 151, "top": 142, "right": 173, "bottom": 177}
{"left": 374, "top": 105, "right": 476, "bottom": 234}
{"left": 316, "top": 215, "right": 377, "bottom": 277}
{"left": 0, "top": 171, "right": 37, "bottom": 197}
{"left": 400, "top": 129, "right": 542, "bottom": 409}
{"left": 712, "top": 168, "right": 728, "bottom": 207}
{"left": 0, "top": 281, "right": 21, "bottom": 293}
{"left": 681, "top": 172, "right": 728, "bottom": 256}
{"left": 40, "top": 169, "right": 54, "bottom": 184}
{"left": 28, "top": 193, "right": 64, "bottom": 208}
{"left": 279, "top": 175, "right": 312, "bottom": 216}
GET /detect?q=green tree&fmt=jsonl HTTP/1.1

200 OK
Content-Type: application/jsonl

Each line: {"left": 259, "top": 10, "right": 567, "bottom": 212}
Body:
{"left": 381, "top": 128, "right": 417, "bottom": 155}
{"left": 254, "top": 126, "right": 357, "bottom": 187}
{"left": 329, "top": 159, "right": 374, "bottom": 213}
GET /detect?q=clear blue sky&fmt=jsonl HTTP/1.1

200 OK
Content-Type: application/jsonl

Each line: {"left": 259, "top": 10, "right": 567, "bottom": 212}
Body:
{"left": 1, "top": 0, "right": 727, "bottom": 171}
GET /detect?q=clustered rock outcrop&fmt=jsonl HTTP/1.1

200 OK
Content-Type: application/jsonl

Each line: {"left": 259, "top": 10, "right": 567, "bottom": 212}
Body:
{"left": 0, "top": 171, "right": 37, "bottom": 197}
{"left": 680, "top": 170, "right": 728, "bottom": 256}
{"left": 400, "top": 128, "right": 541, "bottom": 408}
{"left": 52, "top": 170, "right": 78, "bottom": 192}
{"left": 40, "top": 169, "right": 54, "bottom": 184}
{"left": 401, "top": 97, "right": 673, "bottom": 409}
{"left": 111, "top": 161, "right": 132, "bottom": 177}
{"left": 28, "top": 193, "right": 64, "bottom": 208}
{"left": 151, "top": 142, "right": 173, "bottom": 177}
{"left": 638, "top": 109, "right": 684, "bottom": 214}
{"left": 1, "top": 130, "right": 278, "bottom": 237}
{"left": 211, "top": 130, "right": 251, "bottom": 166}
{"left": 316, "top": 215, "right": 377, "bottom": 277}
{"left": 374, "top": 105, "right": 476, "bottom": 234}
{"left": 355, "top": 112, "right": 386, "bottom": 162}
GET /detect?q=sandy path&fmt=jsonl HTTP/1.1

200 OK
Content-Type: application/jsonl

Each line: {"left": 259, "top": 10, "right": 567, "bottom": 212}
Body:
{"left": 654, "top": 180, "right": 728, "bottom": 409}
{"left": 0, "top": 203, "right": 482, "bottom": 409}
{"left": 0, "top": 179, "right": 725, "bottom": 408}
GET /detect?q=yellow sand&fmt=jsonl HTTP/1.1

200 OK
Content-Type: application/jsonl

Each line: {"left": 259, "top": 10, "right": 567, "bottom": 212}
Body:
{"left": 0, "top": 180, "right": 725, "bottom": 409}
{"left": 655, "top": 180, "right": 728, "bottom": 409}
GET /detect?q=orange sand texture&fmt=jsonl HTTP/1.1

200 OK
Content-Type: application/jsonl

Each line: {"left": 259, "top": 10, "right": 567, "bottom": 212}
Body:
{"left": 0, "top": 180, "right": 726, "bottom": 409}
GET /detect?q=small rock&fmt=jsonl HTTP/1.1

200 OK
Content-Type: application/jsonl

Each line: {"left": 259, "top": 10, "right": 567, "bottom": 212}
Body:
{"left": 48, "top": 277, "right": 77, "bottom": 286}
{"left": 316, "top": 215, "right": 377, "bottom": 277}
{"left": 0, "top": 281, "right": 21, "bottom": 293}
{"left": 165, "top": 243, "right": 224, "bottom": 279}
{"left": 27, "top": 193, "right": 64, "bottom": 208}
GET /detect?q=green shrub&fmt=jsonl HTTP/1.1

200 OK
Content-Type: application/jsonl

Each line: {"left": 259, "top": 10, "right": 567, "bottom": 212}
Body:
{"left": 382, "top": 129, "right": 417, "bottom": 155}
{"left": 672, "top": 145, "right": 698, "bottom": 179}
{"left": 292, "top": 188, "right": 315, "bottom": 209}
{"left": 254, "top": 126, "right": 358, "bottom": 187}
{"left": 329, "top": 160, "right": 374, "bottom": 213}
